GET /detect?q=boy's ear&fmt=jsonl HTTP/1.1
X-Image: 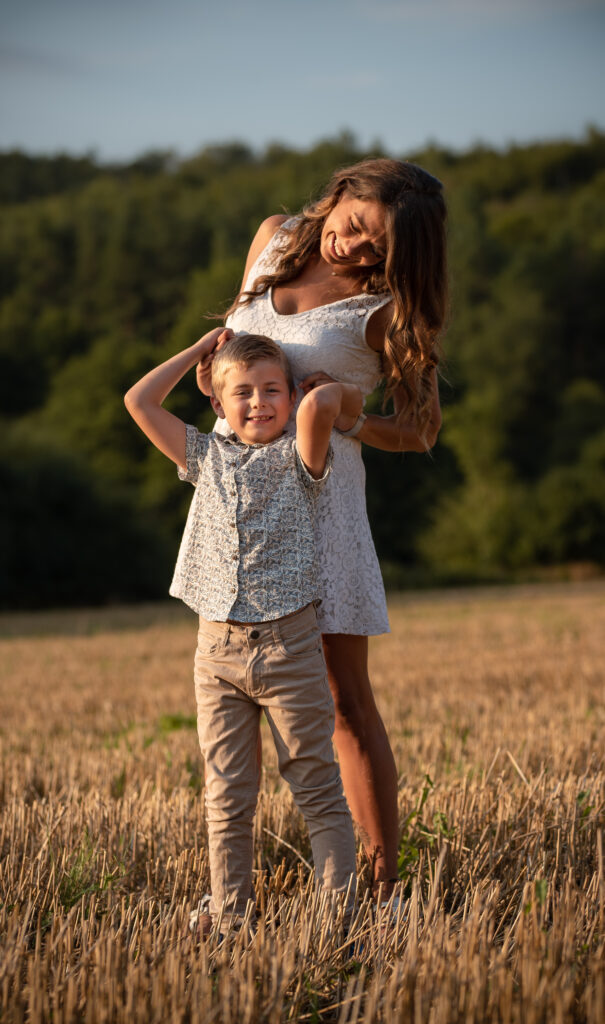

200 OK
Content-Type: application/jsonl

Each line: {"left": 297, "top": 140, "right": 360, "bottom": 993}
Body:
{"left": 210, "top": 395, "right": 226, "bottom": 418}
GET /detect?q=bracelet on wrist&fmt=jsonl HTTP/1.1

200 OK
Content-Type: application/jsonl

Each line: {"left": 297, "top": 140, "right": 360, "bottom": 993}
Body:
{"left": 336, "top": 412, "right": 367, "bottom": 438}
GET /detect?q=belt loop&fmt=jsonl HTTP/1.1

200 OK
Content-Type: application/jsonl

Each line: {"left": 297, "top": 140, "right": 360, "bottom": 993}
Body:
{"left": 271, "top": 619, "right": 281, "bottom": 646}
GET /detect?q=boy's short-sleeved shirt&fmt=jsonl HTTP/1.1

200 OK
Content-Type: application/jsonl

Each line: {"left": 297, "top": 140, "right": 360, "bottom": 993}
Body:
{"left": 169, "top": 424, "right": 331, "bottom": 622}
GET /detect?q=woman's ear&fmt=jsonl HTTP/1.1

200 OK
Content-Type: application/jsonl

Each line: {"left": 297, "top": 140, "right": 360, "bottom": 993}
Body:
{"left": 210, "top": 395, "right": 226, "bottom": 418}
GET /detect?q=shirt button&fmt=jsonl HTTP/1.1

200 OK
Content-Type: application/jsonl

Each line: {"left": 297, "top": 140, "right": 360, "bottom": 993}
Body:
{"left": 231, "top": 554, "right": 237, "bottom": 561}
{"left": 230, "top": 586, "right": 236, "bottom": 593}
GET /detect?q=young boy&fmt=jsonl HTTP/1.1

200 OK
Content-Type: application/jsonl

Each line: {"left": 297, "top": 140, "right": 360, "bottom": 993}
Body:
{"left": 124, "top": 327, "right": 363, "bottom": 935}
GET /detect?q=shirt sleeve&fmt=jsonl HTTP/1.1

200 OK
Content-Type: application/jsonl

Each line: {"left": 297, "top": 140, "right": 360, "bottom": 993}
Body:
{"left": 177, "top": 424, "right": 209, "bottom": 485}
{"left": 294, "top": 439, "right": 333, "bottom": 493}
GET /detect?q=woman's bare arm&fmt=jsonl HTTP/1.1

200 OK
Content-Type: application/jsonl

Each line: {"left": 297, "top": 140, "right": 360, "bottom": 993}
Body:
{"left": 356, "top": 371, "right": 442, "bottom": 452}
{"left": 299, "top": 370, "right": 441, "bottom": 453}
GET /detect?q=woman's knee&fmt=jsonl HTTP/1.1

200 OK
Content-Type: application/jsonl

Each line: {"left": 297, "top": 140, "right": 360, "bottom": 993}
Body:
{"left": 322, "top": 638, "right": 379, "bottom": 738}
{"left": 330, "top": 682, "right": 380, "bottom": 741}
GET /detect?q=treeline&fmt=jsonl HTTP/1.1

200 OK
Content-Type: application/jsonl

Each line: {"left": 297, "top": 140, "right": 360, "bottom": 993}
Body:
{"left": 2, "top": 131, "right": 604, "bottom": 607}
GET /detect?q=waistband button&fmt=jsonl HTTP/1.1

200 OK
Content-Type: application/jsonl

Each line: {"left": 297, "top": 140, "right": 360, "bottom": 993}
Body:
{"left": 249, "top": 629, "right": 260, "bottom": 639}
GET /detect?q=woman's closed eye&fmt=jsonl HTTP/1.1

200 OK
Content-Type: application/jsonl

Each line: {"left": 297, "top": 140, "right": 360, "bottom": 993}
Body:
{"left": 350, "top": 217, "right": 384, "bottom": 259}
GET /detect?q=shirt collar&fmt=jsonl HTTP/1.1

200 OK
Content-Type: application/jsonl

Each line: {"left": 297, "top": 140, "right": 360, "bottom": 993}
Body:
{"left": 223, "top": 431, "right": 289, "bottom": 450}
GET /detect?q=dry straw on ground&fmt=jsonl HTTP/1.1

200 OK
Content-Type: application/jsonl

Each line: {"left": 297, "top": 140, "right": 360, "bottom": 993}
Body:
{"left": 0, "top": 582, "right": 604, "bottom": 1022}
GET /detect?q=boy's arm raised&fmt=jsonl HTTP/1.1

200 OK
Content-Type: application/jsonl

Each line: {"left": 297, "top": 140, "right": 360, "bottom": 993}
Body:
{"left": 124, "top": 328, "right": 231, "bottom": 467}
{"left": 296, "top": 382, "right": 363, "bottom": 479}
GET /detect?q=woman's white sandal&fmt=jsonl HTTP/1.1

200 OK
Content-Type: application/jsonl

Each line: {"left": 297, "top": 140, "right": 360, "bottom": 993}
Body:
{"left": 189, "top": 895, "right": 257, "bottom": 946}
{"left": 188, "top": 894, "right": 213, "bottom": 941}
{"left": 374, "top": 884, "right": 409, "bottom": 937}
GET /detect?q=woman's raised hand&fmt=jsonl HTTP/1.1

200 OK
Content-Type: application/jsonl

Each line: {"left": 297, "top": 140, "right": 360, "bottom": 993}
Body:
{"left": 299, "top": 370, "right": 339, "bottom": 395}
{"left": 195, "top": 328, "right": 233, "bottom": 395}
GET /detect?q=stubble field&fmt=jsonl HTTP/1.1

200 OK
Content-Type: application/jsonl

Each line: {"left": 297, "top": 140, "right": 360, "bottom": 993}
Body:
{"left": 0, "top": 582, "right": 604, "bottom": 1023}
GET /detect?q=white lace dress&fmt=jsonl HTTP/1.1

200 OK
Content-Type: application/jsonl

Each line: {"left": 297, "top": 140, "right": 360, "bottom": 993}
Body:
{"left": 217, "top": 219, "right": 391, "bottom": 635}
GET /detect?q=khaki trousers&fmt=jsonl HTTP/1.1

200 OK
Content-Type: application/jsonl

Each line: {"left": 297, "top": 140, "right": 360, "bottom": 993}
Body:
{"left": 193, "top": 603, "right": 356, "bottom": 921}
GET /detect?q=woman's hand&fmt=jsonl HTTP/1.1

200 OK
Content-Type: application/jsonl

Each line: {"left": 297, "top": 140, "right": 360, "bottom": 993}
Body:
{"left": 195, "top": 328, "right": 233, "bottom": 395}
{"left": 299, "top": 370, "right": 338, "bottom": 395}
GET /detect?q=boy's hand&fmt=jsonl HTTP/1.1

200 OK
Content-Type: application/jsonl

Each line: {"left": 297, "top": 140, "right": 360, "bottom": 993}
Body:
{"left": 195, "top": 328, "right": 233, "bottom": 396}
{"left": 124, "top": 327, "right": 233, "bottom": 470}
{"left": 299, "top": 370, "right": 338, "bottom": 395}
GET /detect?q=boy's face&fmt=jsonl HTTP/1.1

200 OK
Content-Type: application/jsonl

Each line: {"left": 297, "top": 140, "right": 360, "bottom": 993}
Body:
{"left": 211, "top": 360, "right": 295, "bottom": 445}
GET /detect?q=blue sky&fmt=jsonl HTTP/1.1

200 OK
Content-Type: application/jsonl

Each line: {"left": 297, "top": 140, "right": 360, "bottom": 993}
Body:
{"left": 1, "top": 0, "right": 604, "bottom": 161}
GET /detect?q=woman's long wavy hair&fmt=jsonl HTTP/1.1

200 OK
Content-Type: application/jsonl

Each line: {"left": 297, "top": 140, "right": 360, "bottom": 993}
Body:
{"left": 226, "top": 158, "right": 448, "bottom": 438}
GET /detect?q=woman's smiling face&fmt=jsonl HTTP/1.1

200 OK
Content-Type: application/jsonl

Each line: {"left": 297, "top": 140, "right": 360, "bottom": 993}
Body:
{"left": 320, "top": 194, "right": 387, "bottom": 274}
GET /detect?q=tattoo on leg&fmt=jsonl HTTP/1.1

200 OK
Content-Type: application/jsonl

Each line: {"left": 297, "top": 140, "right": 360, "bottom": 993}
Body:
{"left": 354, "top": 823, "right": 372, "bottom": 854}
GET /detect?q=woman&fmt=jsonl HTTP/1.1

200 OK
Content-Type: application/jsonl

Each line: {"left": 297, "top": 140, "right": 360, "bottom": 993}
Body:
{"left": 197, "top": 158, "right": 447, "bottom": 896}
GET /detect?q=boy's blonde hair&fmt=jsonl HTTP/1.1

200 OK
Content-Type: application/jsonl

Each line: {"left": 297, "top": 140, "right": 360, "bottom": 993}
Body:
{"left": 211, "top": 334, "right": 294, "bottom": 398}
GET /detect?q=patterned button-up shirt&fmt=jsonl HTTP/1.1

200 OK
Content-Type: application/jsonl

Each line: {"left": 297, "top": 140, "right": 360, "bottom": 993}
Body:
{"left": 169, "top": 424, "right": 331, "bottom": 622}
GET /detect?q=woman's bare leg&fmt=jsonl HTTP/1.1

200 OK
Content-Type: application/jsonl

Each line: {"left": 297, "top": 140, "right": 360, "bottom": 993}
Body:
{"left": 322, "top": 633, "right": 399, "bottom": 894}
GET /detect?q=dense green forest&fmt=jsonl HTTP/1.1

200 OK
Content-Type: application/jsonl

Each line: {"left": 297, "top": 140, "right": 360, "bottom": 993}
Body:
{"left": 2, "top": 130, "right": 604, "bottom": 608}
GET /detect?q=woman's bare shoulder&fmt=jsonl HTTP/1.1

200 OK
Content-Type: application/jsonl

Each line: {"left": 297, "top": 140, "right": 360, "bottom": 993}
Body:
{"left": 239, "top": 215, "right": 290, "bottom": 291}
{"left": 243, "top": 215, "right": 290, "bottom": 275}
{"left": 263, "top": 213, "right": 290, "bottom": 232}
{"left": 254, "top": 214, "right": 290, "bottom": 249}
